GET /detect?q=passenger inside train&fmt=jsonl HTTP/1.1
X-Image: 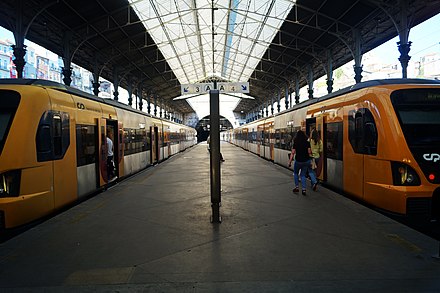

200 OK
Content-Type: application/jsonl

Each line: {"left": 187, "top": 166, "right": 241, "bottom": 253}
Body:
{"left": 106, "top": 129, "right": 116, "bottom": 182}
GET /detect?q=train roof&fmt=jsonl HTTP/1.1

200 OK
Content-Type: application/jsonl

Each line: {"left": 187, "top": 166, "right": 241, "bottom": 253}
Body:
{"left": 276, "top": 78, "right": 440, "bottom": 117}
{"left": 0, "top": 78, "right": 155, "bottom": 119}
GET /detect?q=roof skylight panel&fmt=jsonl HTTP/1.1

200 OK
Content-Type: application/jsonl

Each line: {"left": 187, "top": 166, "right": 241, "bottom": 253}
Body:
{"left": 129, "top": 0, "right": 294, "bottom": 84}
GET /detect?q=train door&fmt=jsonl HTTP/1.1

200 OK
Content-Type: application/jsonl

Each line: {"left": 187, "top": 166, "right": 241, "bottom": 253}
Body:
{"left": 345, "top": 108, "right": 377, "bottom": 200}
{"left": 97, "top": 118, "right": 108, "bottom": 186}
{"left": 96, "top": 119, "right": 120, "bottom": 185}
{"left": 150, "top": 126, "right": 156, "bottom": 164}
{"left": 257, "top": 124, "right": 263, "bottom": 156}
{"left": 118, "top": 121, "right": 124, "bottom": 176}
{"left": 243, "top": 128, "right": 248, "bottom": 150}
{"left": 158, "top": 125, "right": 164, "bottom": 161}
{"left": 166, "top": 129, "right": 171, "bottom": 157}
{"left": 180, "top": 129, "right": 185, "bottom": 151}
{"left": 150, "top": 126, "right": 159, "bottom": 164}
{"left": 263, "top": 123, "right": 267, "bottom": 158}
{"left": 343, "top": 109, "right": 364, "bottom": 198}
{"left": 324, "top": 120, "right": 344, "bottom": 192}
{"left": 106, "top": 120, "right": 120, "bottom": 181}
{"left": 52, "top": 112, "right": 77, "bottom": 208}
{"left": 269, "top": 123, "right": 274, "bottom": 161}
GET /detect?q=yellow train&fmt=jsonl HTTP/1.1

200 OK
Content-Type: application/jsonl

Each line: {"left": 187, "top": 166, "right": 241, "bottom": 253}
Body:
{"left": 0, "top": 79, "right": 196, "bottom": 229}
{"left": 229, "top": 79, "right": 440, "bottom": 222}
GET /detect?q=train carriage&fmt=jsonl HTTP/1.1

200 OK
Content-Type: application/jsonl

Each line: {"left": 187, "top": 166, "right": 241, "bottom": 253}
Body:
{"left": 230, "top": 79, "right": 440, "bottom": 221}
{"left": 115, "top": 105, "right": 149, "bottom": 176}
{"left": 273, "top": 106, "right": 309, "bottom": 167}
{"left": 234, "top": 119, "right": 258, "bottom": 153}
{"left": 163, "top": 119, "right": 183, "bottom": 158}
{"left": 0, "top": 79, "right": 196, "bottom": 229}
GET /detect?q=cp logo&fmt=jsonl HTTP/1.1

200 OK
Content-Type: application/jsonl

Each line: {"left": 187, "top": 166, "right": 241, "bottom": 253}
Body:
{"left": 423, "top": 153, "right": 440, "bottom": 163}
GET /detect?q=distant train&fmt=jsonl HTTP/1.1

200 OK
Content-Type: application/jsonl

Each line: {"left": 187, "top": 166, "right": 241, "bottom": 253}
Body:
{"left": 228, "top": 79, "right": 440, "bottom": 222}
{"left": 0, "top": 79, "right": 196, "bottom": 229}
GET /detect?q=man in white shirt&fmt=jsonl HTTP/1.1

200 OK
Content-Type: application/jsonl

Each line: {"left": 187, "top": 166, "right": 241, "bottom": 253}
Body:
{"left": 106, "top": 131, "right": 115, "bottom": 180}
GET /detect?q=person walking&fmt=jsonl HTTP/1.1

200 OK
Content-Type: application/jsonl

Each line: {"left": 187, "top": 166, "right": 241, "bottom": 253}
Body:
{"left": 309, "top": 128, "right": 323, "bottom": 178}
{"left": 288, "top": 130, "right": 318, "bottom": 195}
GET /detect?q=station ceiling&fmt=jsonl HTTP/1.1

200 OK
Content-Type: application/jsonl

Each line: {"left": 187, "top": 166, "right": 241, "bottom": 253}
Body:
{"left": 1, "top": 0, "right": 440, "bottom": 115}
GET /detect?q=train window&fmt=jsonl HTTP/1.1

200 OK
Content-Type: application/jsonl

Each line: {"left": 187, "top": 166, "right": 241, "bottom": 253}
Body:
{"left": 53, "top": 113, "right": 70, "bottom": 159}
{"left": 275, "top": 130, "right": 281, "bottom": 148}
{"left": 362, "top": 110, "right": 377, "bottom": 155}
{"left": 391, "top": 89, "right": 440, "bottom": 146}
{"left": 36, "top": 125, "right": 51, "bottom": 154}
{"left": 123, "top": 128, "right": 132, "bottom": 155}
{"left": 76, "top": 125, "right": 96, "bottom": 167}
{"left": 326, "top": 122, "right": 343, "bottom": 160}
{"left": 0, "top": 90, "right": 20, "bottom": 155}
{"left": 123, "top": 128, "right": 148, "bottom": 155}
{"left": 133, "top": 128, "right": 138, "bottom": 153}
{"left": 123, "top": 129, "right": 129, "bottom": 155}
{"left": 36, "top": 111, "right": 52, "bottom": 161}
{"left": 146, "top": 130, "right": 151, "bottom": 151}
{"left": 348, "top": 108, "right": 377, "bottom": 155}
{"left": 264, "top": 129, "right": 269, "bottom": 146}
{"left": 0, "top": 113, "right": 11, "bottom": 143}
{"left": 279, "top": 128, "right": 293, "bottom": 150}
{"left": 364, "top": 121, "right": 377, "bottom": 154}
{"left": 171, "top": 131, "right": 179, "bottom": 145}
{"left": 53, "top": 115, "right": 62, "bottom": 156}
{"left": 36, "top": 111, "right": 70, "bottom": 161}
{"left": 139, "top": 129, "right": 147, "bottom": 151}
{"left": 60, "top": 113, "right": 70, "bottom": 158}
{"left": 283, "top": 126, "right": 300, "bottom": 151}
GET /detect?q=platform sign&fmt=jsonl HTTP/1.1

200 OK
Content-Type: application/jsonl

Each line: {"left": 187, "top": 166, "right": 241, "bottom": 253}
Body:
{"left": 217, "top": 83, "right": 228, "bottom": 93}
{"left": 218, "top": 82, "right": 249, "bottom": 94}
{"left": 181, "top": 83, "right": 214, "bottom": 95}
{"left": 181, "top": 84, "right": 191, "bottom": 95}
{"left": 203, "top": 83, "right": 215, "bottom": 92}
{"left": 181, "top": 82, "right": 249, "bottom": 95}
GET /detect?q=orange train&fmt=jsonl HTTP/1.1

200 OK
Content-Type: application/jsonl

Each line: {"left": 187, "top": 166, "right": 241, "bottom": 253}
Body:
{"left": 228, "top": 79, "right": 440, "bottom": 222}
{"left": 0, "top": 79, "right": 197, "bottom": 229}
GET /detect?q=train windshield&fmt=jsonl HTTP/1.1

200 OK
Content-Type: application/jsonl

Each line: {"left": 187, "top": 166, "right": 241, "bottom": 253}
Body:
{"left": 391, "top": 88, "right": 440, "bottom": 146}
{"left": 0, "top": 90, "right": 21, "bottom": 154}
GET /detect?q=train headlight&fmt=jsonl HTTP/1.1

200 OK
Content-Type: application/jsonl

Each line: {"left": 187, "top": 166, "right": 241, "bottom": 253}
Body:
{"left": 391, "top": 162, "right": 420, "bottom": 186}
{"left": 0, "top": 170, "right": 21, "bottom": 197}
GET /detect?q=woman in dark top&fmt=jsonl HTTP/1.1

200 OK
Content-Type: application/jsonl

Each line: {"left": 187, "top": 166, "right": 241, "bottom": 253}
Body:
{"left": 287, "top": 130, "right": 318, "bottom": 195}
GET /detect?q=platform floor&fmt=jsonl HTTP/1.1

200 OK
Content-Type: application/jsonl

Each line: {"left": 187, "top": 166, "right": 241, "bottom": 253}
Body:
{"left": 1, "top": 142, "right": 440, "bottom": 292}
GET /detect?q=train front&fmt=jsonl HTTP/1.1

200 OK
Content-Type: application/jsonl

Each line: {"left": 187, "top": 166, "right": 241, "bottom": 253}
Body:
{"left": 0, "top": 82, "right": 54, "bottom": 229}
{"left": 390, "top": 87, "right": 440, "bottom": 221}
{"left": 0, "top": 85, "right": 23, "bottom": 229}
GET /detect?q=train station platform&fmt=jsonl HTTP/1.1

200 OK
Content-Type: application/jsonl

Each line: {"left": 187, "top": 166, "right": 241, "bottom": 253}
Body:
{"left": 1, "top": 142, "right": 440, "bottom": 292}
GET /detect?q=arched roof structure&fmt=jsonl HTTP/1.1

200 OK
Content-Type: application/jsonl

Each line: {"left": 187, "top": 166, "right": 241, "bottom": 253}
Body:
{"left": 0, "top": 0, "right": 439, "bottom": 115}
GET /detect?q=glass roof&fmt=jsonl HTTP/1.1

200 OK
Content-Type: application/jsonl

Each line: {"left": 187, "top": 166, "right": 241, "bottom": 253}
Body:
{"left": 129, "top": 0, "right": 294, "bottom": 85}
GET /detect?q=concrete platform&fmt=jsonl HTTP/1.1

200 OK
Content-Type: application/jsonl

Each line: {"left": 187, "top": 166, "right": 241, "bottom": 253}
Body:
{"left": 1, "top": 142, "right": 440, "bottom": 292}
